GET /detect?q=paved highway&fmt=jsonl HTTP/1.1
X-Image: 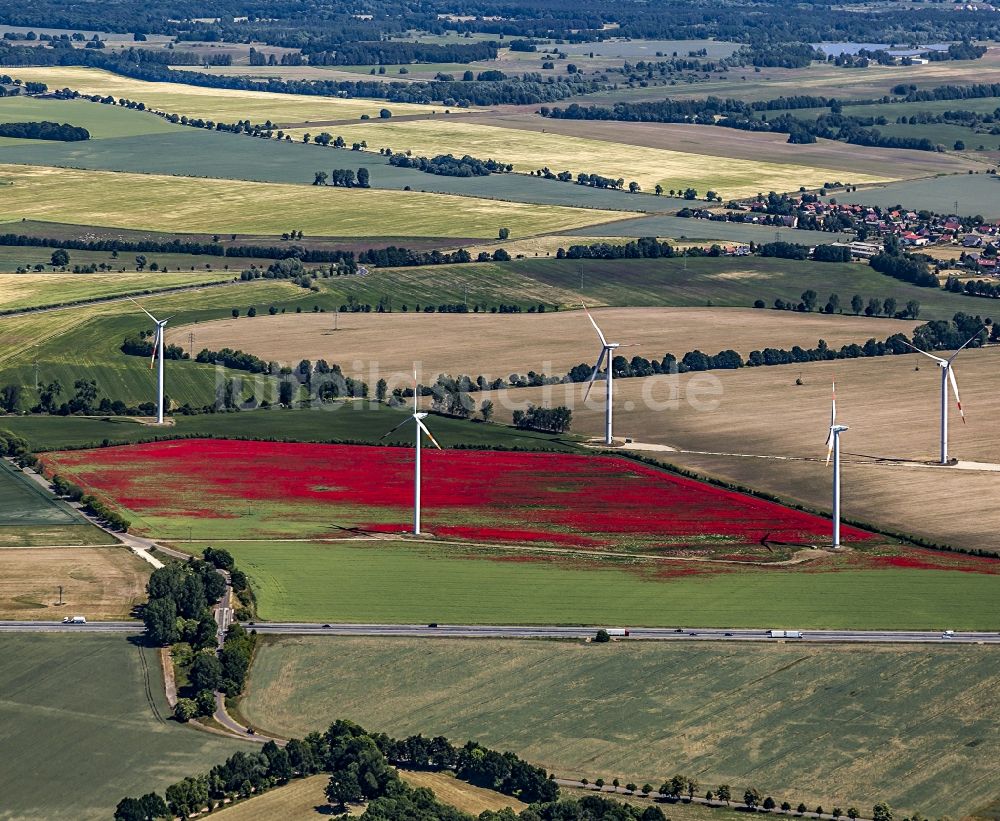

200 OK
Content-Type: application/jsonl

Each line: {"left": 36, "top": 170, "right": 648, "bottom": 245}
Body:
{"left": 239, "top": 623, "right": 1000, "bottom": 643}
{"left": 3, "top": 621, "right": 998, "bottom": 643}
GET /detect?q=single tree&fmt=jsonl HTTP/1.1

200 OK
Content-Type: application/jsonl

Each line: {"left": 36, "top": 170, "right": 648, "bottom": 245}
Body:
{"left": 744, "top": 787, "right": 762, "bottom": 809}
{"left": 498, "top": 227, "right": 510, "bottom": 240}
{"left": 718, "top": 785, "right": 731, "bottom": 805}
{"left": 851, "top": 294, "right": 864, "bottom": 315}
{"left": 173, "top": 698, "right": 197, "bottom": 722}
{"left": 872, "top": 803, "right": 893, "bottom": 821}
{"left": 50, "top": 248, "right": 70, "bottom": 266}
{"left": 480, "top": 399, "right": 494, "bottom": 422}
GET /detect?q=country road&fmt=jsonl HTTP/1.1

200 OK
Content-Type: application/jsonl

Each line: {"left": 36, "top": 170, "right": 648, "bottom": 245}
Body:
{"left": 2, "top": 620, "right": 998, "bottom": 643}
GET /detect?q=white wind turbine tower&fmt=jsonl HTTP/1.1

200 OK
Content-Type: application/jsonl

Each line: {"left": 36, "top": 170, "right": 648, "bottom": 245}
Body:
{"left": 825, "top": 380, "right": 849, "bottom": 548}
{"left": 128, "top": 297, "right": 172, "bottom": 424}
{"left": 903, "top": 328, "right": 983, "bottom": 465}
{"left": 582, "top": 305, "right": 633, "bottom": 446}
{"left": 380, "top": 373, "right": 442, "bottom": 535}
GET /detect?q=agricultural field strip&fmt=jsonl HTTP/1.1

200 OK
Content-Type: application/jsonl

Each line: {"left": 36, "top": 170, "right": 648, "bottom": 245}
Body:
{"left": 241, "top": 637, "right": 1000, "bottom": 815}
{"left": 471, "top": 114, "right": 979, "bottom": 179}
{"left": 0, "top": 272, "right": 236, "bottom": 311}
{"left": 0, "top": 163, "right": 626, "bottom": 238}
{"left": 169, "top": 307, "right": 921, "bottom": 381}
{"left": 6, "top": 66, "right": 460, "bottom": 123}
{"left": 281, "top": 118, "right": 892, "bottom": 198}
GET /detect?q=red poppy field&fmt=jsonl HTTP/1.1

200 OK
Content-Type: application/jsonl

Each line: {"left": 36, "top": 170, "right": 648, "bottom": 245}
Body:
{"left": 39, "top": 438, "right": 883, "bottom": 561}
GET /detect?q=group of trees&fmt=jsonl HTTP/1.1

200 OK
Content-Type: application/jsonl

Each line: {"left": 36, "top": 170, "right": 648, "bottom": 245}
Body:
{"left": 121, "top": 331, "right": 189, "bottom": 362}
{"left": 140, "top": 549, "right": 257, "bottom": 722}
{"left": 760, "top": 291, "right": 920, "bottom": 319}
{"left": 312, "top": 167, "right": 371, "bottom": 187}
{"left": 0, "top": 376, "right": 162, "bottom": 418}
{"left": 554, "top": 237, "right": 674, "bottom": 260}
{"left": 115, "top": 718, "right": 571, "bottom": 821}
{"left": 0, "top": 120, "right": 89, "bottom": 141}
{"left": 512, "top": 405, "right": 573, "bottom": 433}
{"left": 556, "top": 315, "right": 986, "bottom": 382}
{"left": 388, "top": 152, "right": 512, "bottom": 177}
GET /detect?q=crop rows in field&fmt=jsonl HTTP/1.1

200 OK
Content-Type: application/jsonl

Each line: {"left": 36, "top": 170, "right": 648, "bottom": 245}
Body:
{"left": 242, "top": 637, "right": 1000, "bottom": 817}
{"left": 0, "top": 635, "right": 244, "bottom": 820}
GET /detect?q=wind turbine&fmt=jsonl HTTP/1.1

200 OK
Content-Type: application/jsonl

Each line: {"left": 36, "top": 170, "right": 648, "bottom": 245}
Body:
{"left": 380, "top": 373, "right": 442, "bottom": 535}
{"left": 903, "top": 328, "right": 983, "bottom": 464}
{"left": 583, "top": 305, "right": 633, "bottom": 446}
{"left": 128, "top": 297, "right": 172, "bottom": 424}
{"left": 825, "top": 380, "right": 849, "bottom": 548}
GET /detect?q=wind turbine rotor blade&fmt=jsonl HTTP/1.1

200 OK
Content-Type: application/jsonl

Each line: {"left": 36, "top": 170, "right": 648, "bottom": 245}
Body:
{"left": 149, "top": 326, "right": 160, "bottom": 369}
{"left": 583, "top": 347, "right": 607, "bottom": 401}
{"left": 825, "top": 432, "right": 834, "bottom": 466}
{"left": 948, "top": 366, "right": 966, "bottom": 422}
{"left": 581, "top": 303, "right": 608, "bottom": 347}
{"left": 901, "top": 340, "right": 946, "bottom": 364}
{"left": 379, "top": 417, "right": 412, "bottom": 440}
{"left": 416, "top": 418, "right": 442, "bottom": 449}
{"left": 413, "top": 369, "right": 419, "bottom": 412}
{"left": 830, "top": 380, "right": 836, "bottom": 431}
{"left": 947, "top": 326, "right": 987, "bottom": 363}
{"left": 127, "top": 295, "right": 158, "bottom": 322}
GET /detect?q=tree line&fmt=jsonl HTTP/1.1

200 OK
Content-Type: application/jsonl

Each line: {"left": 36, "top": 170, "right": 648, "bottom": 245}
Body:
{"left": 0, "top": 45, "right": 605, "bottom": 107}
{"left": 114, "top": 718, "right": 579, "bottom": 821}
{"left": 0, "top": 120, "right": 90, "bottom": 141}
{"left": 49, "top": 473, "right": 131, "bottom": 531}
{"left": 388, "top": 152, "right": 513, "bottom": 177}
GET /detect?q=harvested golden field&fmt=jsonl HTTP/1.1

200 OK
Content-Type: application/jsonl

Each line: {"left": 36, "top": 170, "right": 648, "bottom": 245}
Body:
{"left": 0, "top": 547, "right": 149, "bottom": 619}
{"left": 283, "top": 119, "right": 890, "bottom": 198}
{"left": 474, "top": 114, "right": 979, "bottom": 180}
{"left": 0, "top": 164, "right": 621, "bottom": 239}
{"left": 489, "top": 347, "right": 1000, "bottom": 551}
{"left": 399, "top": 770, "right": 528, "bottom": 814}
{"left": 7, "top": 67, "right": 449, "bottom": 124}
{"left": 171, "top": 306, "right": 918, "bottom": 381}
{"left": 208, "top": 776, "right": 358, "bottom": 820}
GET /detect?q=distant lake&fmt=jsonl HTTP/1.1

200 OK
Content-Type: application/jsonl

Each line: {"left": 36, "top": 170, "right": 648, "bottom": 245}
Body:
{"left": 812, "top": 42, "right": 951, "bottom": 57}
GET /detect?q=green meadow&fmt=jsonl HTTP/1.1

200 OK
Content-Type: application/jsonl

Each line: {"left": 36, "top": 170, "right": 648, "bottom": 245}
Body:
{"left": 219, "top": 539, "right": 1000, "bottom": 629}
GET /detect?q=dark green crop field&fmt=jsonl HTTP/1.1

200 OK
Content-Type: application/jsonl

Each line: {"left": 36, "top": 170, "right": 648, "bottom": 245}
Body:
{"left": 0, "top": 634, "right": 244, "bottom": 820}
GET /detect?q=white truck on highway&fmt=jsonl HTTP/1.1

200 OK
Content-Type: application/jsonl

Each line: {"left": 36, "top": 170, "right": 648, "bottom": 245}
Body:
{"left": 62, "top": 615, "right": 86, "bottom": 624}
{"left": 605, "top": 628, "right": 630, "bottom": 637}
{"left": 768, "top": 629, "right": 802, "bottom": 639}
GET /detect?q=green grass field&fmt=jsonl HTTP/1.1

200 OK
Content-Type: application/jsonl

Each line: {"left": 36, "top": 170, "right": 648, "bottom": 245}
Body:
{"left": 0, "top": 634, "right": 245, "bottom": 820}
{"left": 0, "top": 270, "right": 234, "bottom": 311}
{"left": 1, "top": 406, "right": 576, "bottom": 453}
{"left": 0, "top": 95, "right": 179, "bottom": 142}
{"left": 0, "top": 163, "right": 622, "bottom": 238}
{"left": 829, "top": 173, "right": 1000, "bottom": 219}
{"left": 240, "top": 636, "right": 1000, "bottom": 818}
{"left": 0, "top": 458, "right": 112, "bottom": 546}
{"left": 399, "top": 256, "right": 974, "bottom": 319}
{"left": 216, "top": 539, "right": 1000, "bottom": 629}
